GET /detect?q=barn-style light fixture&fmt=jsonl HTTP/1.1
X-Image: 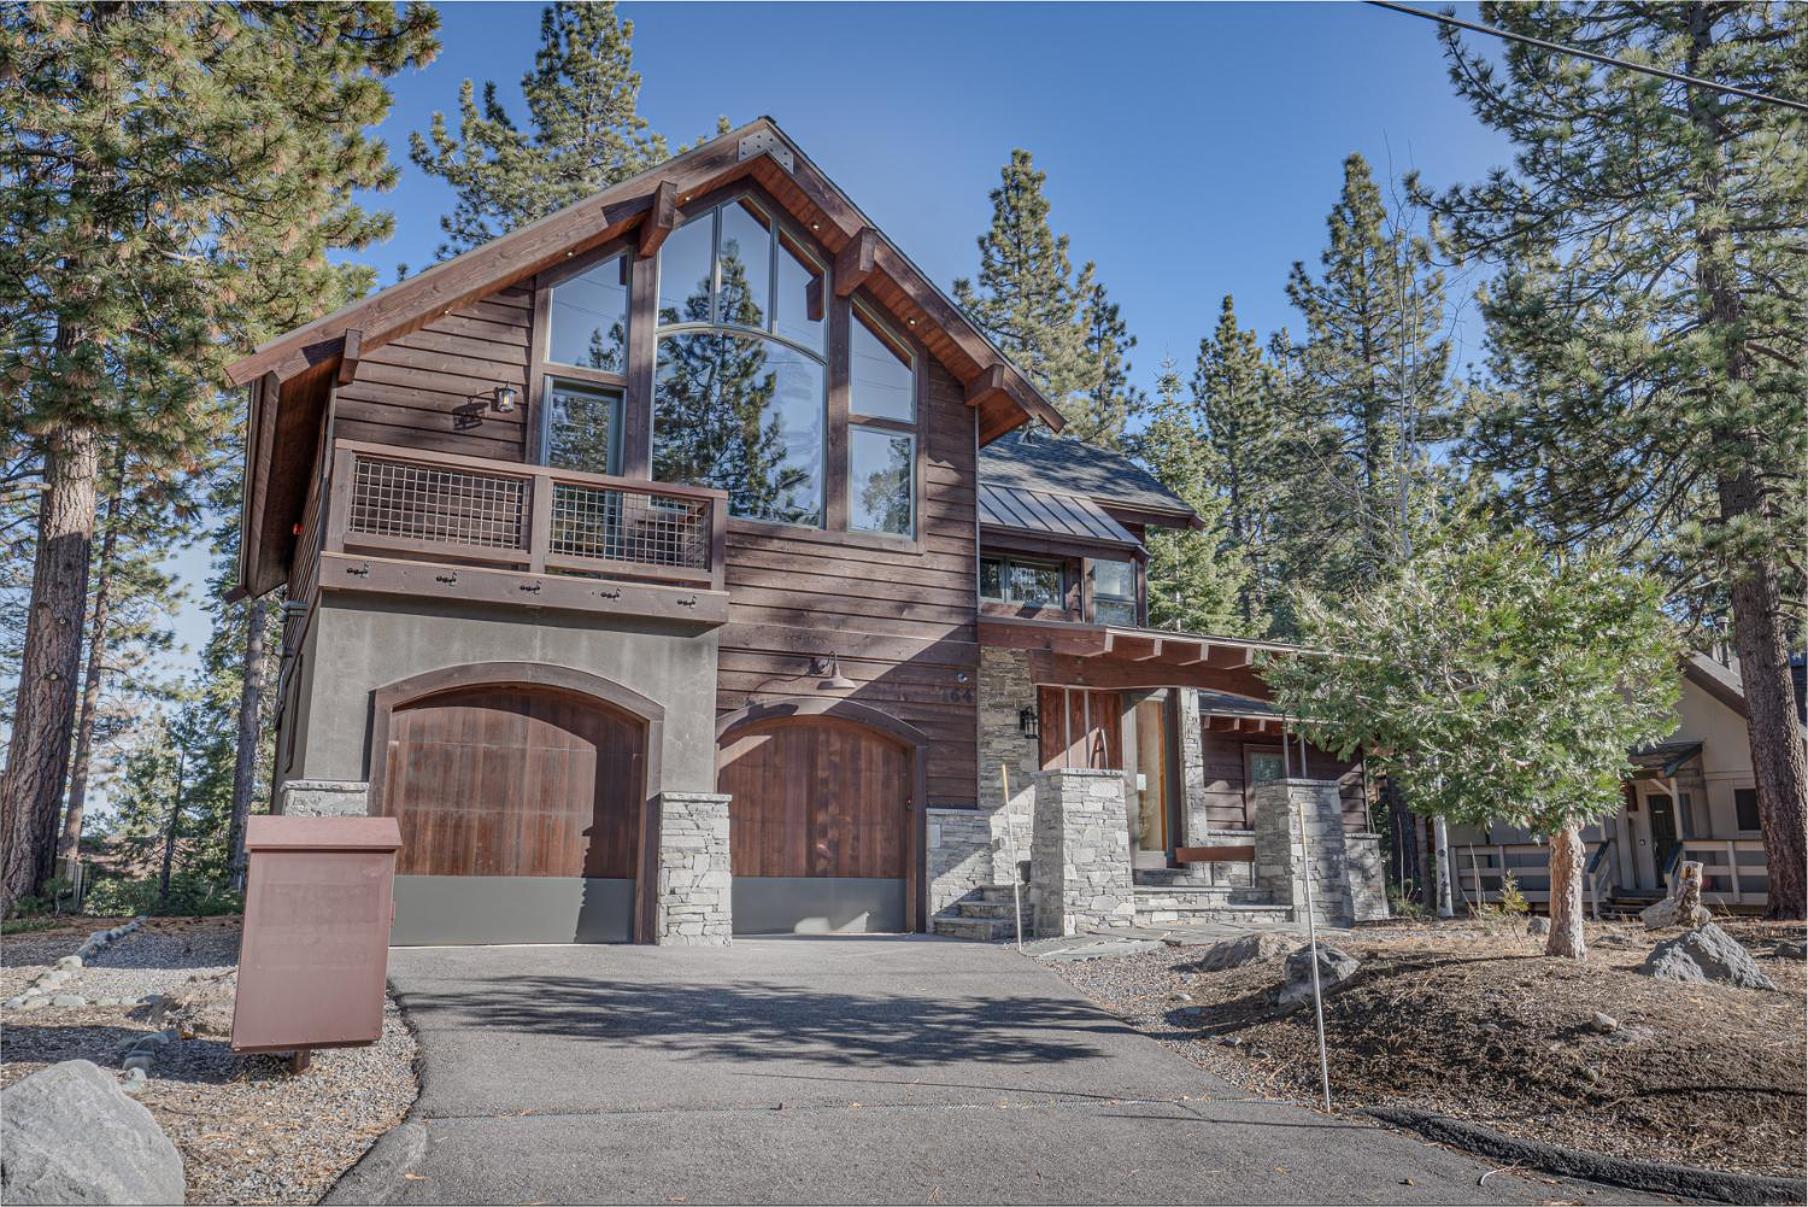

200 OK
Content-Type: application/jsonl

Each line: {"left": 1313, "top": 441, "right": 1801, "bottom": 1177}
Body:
{"left": 491, "top": 384, "right": 520, "bottom": 414}
{"left": 1019, "top": 707, "right": 1039, "bottom": 738}
{"left": 813, "top": 653, "right": 856, "bottom": 691}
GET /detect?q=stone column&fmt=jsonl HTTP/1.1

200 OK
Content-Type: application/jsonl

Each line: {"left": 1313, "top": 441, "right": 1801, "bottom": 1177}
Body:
{"left": 977, "top": 648, "right": 1040, "bottom": 885}
{"left": 1030, "top": 769, "right": 1136, "bottom": 937}
{"left": 654, "top": 792, "right": 732, "bottom": 946}
{"left": 1252, "top": 779, "right": 1356, "bottom": 927}
{"left": 276, "top": 780, "right": 369, "bottom": 817}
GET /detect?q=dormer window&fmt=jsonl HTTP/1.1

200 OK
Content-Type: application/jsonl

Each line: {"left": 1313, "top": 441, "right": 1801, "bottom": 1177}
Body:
{"left": 653, "top": 197, "right": 829, "bottom": 527}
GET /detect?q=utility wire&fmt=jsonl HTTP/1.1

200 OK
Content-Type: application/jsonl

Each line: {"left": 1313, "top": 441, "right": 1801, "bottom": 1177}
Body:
{"left": 1366, "top": 1, "right": 1808, "bottom": 115}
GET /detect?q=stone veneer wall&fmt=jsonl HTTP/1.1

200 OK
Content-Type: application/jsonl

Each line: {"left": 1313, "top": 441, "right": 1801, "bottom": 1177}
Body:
{"left": 1030, "top": 769, "right": 1136, "bottom": 937}
{"left": 977, "top": 647, "right": 1040, "bottom": 884}
{"left": 926, "top": 807, "right": 993, "bottom": 917}
{"left": 1251, "top": 779, "right": 1388, "bottom": 925}
{"left": 276, "top": 779, "right": 370, "bottom": 817}
{"left": 1176, "top": 688, "right": 1208, "bottom": 845}
{"left": 653, "top": 792, "right": 732, "bottom": 946}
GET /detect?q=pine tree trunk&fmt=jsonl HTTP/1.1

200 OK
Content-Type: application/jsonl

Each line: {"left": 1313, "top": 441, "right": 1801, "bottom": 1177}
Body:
{"left": 226, "top": 597, "right": 268, "bottom": 891}
{"left": 57, "top": 482, "right": 123, "bottom": 867}
{"left": 1545, "top": 822, "right": 1586, "bottom": 959}
{"left": 158, "top": 751, "right": 185, "bottom": 912}
{"left": 1681, "top": 6, "right": 1808, "bottom": 921}
{"left": 0, "top": 421, "right": 100, "bottom": 910}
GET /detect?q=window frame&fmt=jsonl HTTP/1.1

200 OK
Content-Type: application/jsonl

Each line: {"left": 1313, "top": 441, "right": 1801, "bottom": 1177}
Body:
{"left": 1087, "top": 556, "right": 1141, "bottom": 626}
{"left": 530, "top": 240, "right": 637, "bottom": 467}
{"left": 540, "top": 377, "right": 625, "bottom": 477}
{"left": 844, "top": 298, "right": 920, "bottom": 542}
{"left": 980, "top": 554, "right": 1066, "bottom": 609}
{"left": 651, "top": 190, "right": 833, "bottom": 531}
{"left": 1733, "top": 786, "right": 1761, "bottom": 834}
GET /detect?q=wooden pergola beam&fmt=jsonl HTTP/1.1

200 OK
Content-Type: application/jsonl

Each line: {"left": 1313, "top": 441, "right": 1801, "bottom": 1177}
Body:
{"left": 1130, "top": 638, "right": 1164, "bottom": 662}
{"left": 637, "top": 180, "right": 678, "bottom": 259}
{"left": 834, "top": 226, "right": 878, "bottom": 297}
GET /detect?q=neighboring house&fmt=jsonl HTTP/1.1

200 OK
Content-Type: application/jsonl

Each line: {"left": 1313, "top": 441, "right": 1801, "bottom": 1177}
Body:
{"left": 1452, "top": 651, "right": 1779, "bottom": 913}
{"left": 227, "top": 118, "right": 1385, "bottom": 946}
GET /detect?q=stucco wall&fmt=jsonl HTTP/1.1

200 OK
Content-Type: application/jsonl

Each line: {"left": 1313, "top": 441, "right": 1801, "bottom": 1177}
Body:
{"left": 284, "top": 593, "right": 721, "bottom": 796}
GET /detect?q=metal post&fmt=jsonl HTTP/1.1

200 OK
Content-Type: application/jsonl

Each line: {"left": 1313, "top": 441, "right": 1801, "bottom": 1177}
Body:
{"left": 1001, "top": 765, "right": 1024, "bottom": 953}
{"left": 1296, "top": 798, "right": 1333, "bottom": 1112}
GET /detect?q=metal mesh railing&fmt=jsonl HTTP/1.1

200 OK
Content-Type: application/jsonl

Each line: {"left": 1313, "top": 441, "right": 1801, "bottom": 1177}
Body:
{"left": 347, "top": 456, "right": 527, "bottom": 552}
{"left": 550, "top": 482, "right": 710, "bottom": 571}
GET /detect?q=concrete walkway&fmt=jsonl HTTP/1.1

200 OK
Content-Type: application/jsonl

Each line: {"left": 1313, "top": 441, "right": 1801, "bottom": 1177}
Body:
{"left": 331, "top": 936, "right": 1641, "bottom": 1205}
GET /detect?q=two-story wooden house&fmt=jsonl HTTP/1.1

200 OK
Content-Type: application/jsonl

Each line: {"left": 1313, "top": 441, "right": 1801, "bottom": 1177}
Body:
{"left": 229, "top": 119, "right": 1385, "bottom": 946}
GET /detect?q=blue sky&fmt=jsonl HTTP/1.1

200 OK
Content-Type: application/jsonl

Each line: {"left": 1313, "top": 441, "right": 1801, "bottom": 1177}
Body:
{"left": 162, "top": 0, "right": 1510, "bottom": 670}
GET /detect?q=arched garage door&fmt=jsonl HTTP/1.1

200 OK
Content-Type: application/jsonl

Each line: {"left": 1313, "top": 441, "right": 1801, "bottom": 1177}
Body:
{"left": 718, "top": 716, "right": 916, "bottom": 934}
{"left": 376, "top": 683, "right": 646, "bottom": 945}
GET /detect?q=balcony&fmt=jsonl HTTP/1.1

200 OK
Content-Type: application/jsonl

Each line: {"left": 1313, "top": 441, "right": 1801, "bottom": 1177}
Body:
{"left": 297, "top": 439, "right": 729, "bottom": 627}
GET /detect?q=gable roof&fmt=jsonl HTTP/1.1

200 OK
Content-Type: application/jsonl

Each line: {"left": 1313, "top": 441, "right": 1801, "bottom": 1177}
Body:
{"left": 1682, "top": 650, "right": 1749, "bottom": 720}
{"left": 225, "top": 117, "right": 1064, "bottom": 598}
{"left": 979, "top": 429, "right": 1202, "bottom": 529}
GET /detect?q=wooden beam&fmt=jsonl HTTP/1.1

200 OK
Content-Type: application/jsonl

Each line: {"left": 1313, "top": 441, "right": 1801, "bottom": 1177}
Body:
{"left": 964, "top": 363, "right": 1009, "bottom": 410}
{"left": 638, "top": 180, "right": 678, "bottom": 259}
{"left": 1173, "top": 640, "right": 1211, "bottom": 666}
{"left": 833, "top": 226, "right": 878, "bottom": 297}
{"left": 1129, "top": 638, "right": 1164, "bottom": 662}
{"left": 337, "top": 328, "right": 363, "bottom": 386}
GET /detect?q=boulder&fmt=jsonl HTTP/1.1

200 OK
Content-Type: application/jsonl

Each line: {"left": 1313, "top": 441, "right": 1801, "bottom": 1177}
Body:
{"left": 148, "top": 969, "right": 235, "bottom": 1038}
{"left": 1773, "top": 939, "right": 1806, "bottom": 961}
{"left": 1279, "top": 943, "right": 1360, "bottom": 1006}
{"left": 0, "top": 1060, "right": 184, "bottom": 1205}
{"left": 1193, "top": 932, "right": 1290, "bottom": 973}
{"left": 1639, "top": 923, "right": 1777, "bottom": 990}
{"left": 1526, "top": 916, "right": 1549, "bottom": 936}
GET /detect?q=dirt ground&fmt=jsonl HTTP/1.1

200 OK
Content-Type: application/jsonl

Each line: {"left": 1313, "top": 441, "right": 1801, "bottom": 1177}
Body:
{"left": 1051, "top": 916, "right": 1808, "bottom": 1180}
{"left": 1, "top": 916, "right": 418, "bottom": 1205}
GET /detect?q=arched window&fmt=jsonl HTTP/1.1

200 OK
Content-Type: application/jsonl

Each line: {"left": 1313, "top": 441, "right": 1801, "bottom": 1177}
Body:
{"left": 652, "top": 197, "right": 829, "bottom": 527}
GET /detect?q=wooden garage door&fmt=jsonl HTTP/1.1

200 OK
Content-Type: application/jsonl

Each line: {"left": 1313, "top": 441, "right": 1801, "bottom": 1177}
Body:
{"left": 718, "top": 720, "right": 907, "bottom": 879}
{"left": 380, "top": 686, "right": 644, "bottom": 878}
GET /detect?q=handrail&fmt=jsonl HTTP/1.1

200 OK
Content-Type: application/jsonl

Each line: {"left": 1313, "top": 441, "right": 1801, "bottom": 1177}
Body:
{"left": 1585, "top": 836, "right": 1614, "bottom": 875}
{"left": 324, "top": 438, "right": 728, "bottom": 592}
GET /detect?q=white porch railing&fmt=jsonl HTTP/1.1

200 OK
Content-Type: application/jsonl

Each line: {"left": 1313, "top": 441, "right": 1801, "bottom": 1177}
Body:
{"left": 1454, "top": 839, "right": 1619, "bottom": 920}
{"left": 1667, "top": 838, "right": 1768, "bottom": 908}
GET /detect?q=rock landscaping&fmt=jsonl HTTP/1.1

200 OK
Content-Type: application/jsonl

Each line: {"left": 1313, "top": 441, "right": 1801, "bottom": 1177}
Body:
{"left": 0, "top": 1059, "right": 185, "bottom": 1206}
{"left": 1277, "top": 942, "right": 1360, "bottom": 1006}
{"left": 1190, "top": 931, "right": 1290, "bottom": 972}
{"left": 1047, "top": 916, "right": 1807, "bottom": 1180}
{"left": 1639, "top": 921, "right": 1778, "bottom": 990}
{"left": 0, "top": 916, "right": 418, "bottom": 1204}
{"left": 2, "top": 917, "right": 150, "bottom": 1011}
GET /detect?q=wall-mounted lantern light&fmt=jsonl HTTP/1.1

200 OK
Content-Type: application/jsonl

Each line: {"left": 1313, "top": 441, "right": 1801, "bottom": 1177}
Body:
{"left": 491, "top": 383, "right": 520, "bottom": 414}
{"left": 812, "top": 653, "right": 856, "bottom": 692}
{"left": 1019, "top": 707, "right": 1039, "bottom": 739}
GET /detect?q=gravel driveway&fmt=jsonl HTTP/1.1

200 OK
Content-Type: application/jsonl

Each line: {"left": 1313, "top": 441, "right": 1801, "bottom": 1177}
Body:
{"left": 330, "top": 936, "right": 1647, "bottom": 1205}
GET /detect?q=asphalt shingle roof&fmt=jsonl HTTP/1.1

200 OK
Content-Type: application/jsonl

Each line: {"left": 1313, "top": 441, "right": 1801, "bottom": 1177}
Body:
{"left": 978, "top": 430, "right": 1196, "bottom": 523}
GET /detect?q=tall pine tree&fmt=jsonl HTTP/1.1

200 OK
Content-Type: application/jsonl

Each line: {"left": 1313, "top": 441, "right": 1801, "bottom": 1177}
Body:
{"left": 954, "top": 150, "right": 1095, "bottom": 421}
{"left": 1427, "top": 2, "right": 1807, "bottom": 918}
{"left": 1137, "top": 356, "right": 1248, "bottom": 634}
{"left": 1072, "top": 279, "right": 1144, "bottom": 448}
{"left": 0, "top": 3, "right": 439, "bottom": 909}
{"left": 411, "top": 1, "right": 671, "bottom": 258}
{"left": 1285, "top": 153, "right": 1454, "bottom": 594}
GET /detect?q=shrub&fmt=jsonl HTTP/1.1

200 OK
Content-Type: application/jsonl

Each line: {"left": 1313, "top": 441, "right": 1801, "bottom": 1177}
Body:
{"left": 82, "top": 873, "right": 242, "bottom": 918}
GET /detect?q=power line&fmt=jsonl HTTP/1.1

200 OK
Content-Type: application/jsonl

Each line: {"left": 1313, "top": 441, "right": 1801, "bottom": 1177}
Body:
{"left": 1366, "top": 1, "right": 1808, "bottom": 115}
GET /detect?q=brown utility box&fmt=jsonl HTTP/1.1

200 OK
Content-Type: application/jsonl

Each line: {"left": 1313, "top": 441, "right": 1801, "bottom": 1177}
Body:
{"left": 231, "top": 815, "right": 402, "bottom": 1055}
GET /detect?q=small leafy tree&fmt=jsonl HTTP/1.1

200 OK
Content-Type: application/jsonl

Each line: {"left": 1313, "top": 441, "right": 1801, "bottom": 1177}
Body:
{"left": 1266, "top": 533, "right": 1680, "bottom": 958}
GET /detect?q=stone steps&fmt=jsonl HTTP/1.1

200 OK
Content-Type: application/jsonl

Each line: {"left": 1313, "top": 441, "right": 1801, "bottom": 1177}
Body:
{"left": 930, "top": 915, "right": 1016, "bottom": 942}
{"left": 1132, "top": 885, "right": 1294, "bottom": 926}
{"left": 931, "top": 885, "right": 1030, "bottom": 942}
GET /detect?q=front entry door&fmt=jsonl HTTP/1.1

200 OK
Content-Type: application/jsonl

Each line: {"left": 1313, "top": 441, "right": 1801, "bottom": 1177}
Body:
{"left": 1130, "top": 695, "right": 1171, "bottom": 864}
{"left": 1646, "top": 793, "right": 1679, "bottom": 889}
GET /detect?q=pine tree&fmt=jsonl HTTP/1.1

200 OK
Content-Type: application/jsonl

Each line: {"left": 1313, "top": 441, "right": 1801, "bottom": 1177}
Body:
{"left": 954, "top": 150, "right": 1094, "bottom": 418}
{"left": 0, "top": 3, "right": 439, "bottom": 910}
{"left": 1072, "top": 279, "right": 1144, "bottom": 448}
{"left": 411, "top": 1, "right": 670, "bottom": 258}
{"left": 1193, "top": 297, "right": 1284, "bottom": 634}
{"left": 1426, "top": 3, "right": 1807, "bottom": 918}
{"left": 1285, "top": 153, "right": 1454, "bottom": 594}
{"left": 1137, "top": 357, "right": 1248, "bottom": 634}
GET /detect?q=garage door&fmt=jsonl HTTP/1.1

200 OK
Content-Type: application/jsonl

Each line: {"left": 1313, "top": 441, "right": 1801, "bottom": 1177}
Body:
{"left": 378, "top": 685, "right": 644, "bottom": 945}
{"left": 717, "top": 718, "right": 912, "bottom": 934}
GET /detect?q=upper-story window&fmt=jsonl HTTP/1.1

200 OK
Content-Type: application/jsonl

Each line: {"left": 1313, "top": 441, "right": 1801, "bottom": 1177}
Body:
{"left": 848, "top": 304, "right": 916, "bottom": 537}
{"left": 1091, "top": 558, "right": 1138, "bottom": 625}
{"left": 981, "top": 555, "right": 1064, "bottom": 608}
{"left": 546, "top": 253, "right": 629, "bottom": 372}
{"left": 652, "top": 198, "right": 829, "bottom": 526}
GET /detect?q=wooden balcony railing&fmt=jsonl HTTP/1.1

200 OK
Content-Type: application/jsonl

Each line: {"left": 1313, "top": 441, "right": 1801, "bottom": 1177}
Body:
{"left": 323, "top": 439, "right": 727, "bottom": 592}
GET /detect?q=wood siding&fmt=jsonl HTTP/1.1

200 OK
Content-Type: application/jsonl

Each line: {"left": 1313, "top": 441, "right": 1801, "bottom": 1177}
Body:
{"left": 1037, "top": 685, "right": 1122, "bottom": 771}
{"left": 1199, "top": 727, "right": 1367, "bottom": 832}
{"left": 716, "top": 355, "right": 978, "bottom": 807}
{"left": 332, "top": 287, "right": 534, "bottom": 463}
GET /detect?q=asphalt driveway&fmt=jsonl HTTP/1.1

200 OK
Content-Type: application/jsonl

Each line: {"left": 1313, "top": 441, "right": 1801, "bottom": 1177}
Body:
{"left": 330, "top": 936, "right": 1634, "bottom": 1205}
